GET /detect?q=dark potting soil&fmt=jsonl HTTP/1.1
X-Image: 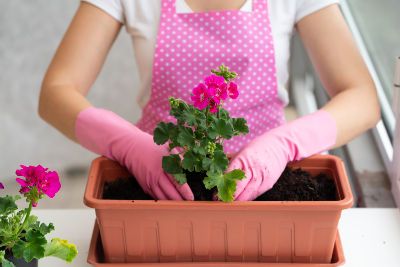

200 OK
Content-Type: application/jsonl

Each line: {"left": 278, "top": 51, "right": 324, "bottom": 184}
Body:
{"left": 102, "top": 167, "right": 336, "bottom": 201}
{"left": 255, "top": 167, "right": 336, "bottom": 201}
{"left": 103, "top": 176, "right": 153, "bottom": 200}
{"left": 184, "top": 170, "right": 213, "bottom": 201}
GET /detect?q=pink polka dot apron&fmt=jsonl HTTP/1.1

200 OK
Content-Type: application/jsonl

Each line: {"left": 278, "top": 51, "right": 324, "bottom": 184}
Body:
{"left": 136, "top": 0, "right": 286, "bottom": 154}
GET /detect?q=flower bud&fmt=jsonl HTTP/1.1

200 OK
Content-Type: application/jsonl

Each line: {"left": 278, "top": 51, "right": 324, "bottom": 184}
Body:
{"left": 206, "top": 142, "right": 217, "bottom": 154}
{"left": 168, "top": 97, "right": 179, "bottom": 109}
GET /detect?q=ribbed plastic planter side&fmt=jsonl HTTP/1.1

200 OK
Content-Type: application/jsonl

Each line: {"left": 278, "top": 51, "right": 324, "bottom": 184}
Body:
{"left": 87, "top": 221, "right": 346, "bottom": 266}
{"left": 84, "top": 155, "right": 353, "bottom": 264}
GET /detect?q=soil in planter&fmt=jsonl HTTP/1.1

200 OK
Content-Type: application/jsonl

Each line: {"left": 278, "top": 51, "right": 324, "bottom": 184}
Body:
{"left": 184, "top": 170, "right": 213, "bottom": 201}
{"left": 102, "top": 167, "right": 336, "bottom": 201}
{"left": 255, "top": 167, "right": 336, "bottom": 201}
{"left": 103, "top": 177, "right": 153, "bottom": 200}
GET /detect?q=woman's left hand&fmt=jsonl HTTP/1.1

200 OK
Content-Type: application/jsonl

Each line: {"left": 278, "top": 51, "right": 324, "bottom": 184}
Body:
{"left": 229, "top": 110, "right": 337, "bottom": 201}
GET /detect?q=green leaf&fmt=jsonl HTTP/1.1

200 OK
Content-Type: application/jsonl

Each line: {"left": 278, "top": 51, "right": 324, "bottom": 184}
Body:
{"left": 181, "top": 151, "right": 196, "bottom": 172}
{"left": 162, "top": 154, "right": 182, "bottom": 174}
{"left": 202, "top": 158, "right": 212, "bottom": 171}
{"left": 193, "top": 160, "right": 204, "bottom": 172}
{"left": 177, "top": 127, "right": 195, "bottom": 147}
{"left": 0, "top": 250, "right": 15, "bottom": 267}
{"left": 169, "top": 102, "right": 188, "bottom": 125}
{"left": 12, "top": 241, "right": 26, "bottom": 259}
{"left": 192, "top": 143, "right": 206, "bottom": 156}
{"left": 194, "top": 128, "right": 204, "bottom": 140}
{"left": 183, "top": 107, "right": 206, "bottom": 128}
{"left": 232, "top": 118, "right": 249, "bottom": 135}
{"left": 1, "top": 260, "right": 15, "bottom": 267}
{"left": 168, "top": 126, "right": 180, "bottom": 149}
{"left": 201, "top": 151, "right": 229, "bottom": 174}
{"left": 0, "top": 195, "right": 20, "bottom": 215}
{"left": 224, "top": 169, "right": 246, "bottom": 180}
{"left": 153, "top": 122, "right": 176, "bottom": 145}
{"left": 0, "top": 251, "right": 15, "bottom": 267}
{"left": 173, "top": 173, "right": 187, "bottom": 184}
{"left": 206, "top": 110, "right": 217, "bottom": 125}
{"left": 13, "top": 230, "right": 47, "bottom": 262}
{"left": 215, "top": 143, "right": 224, "bottom": 152}
{"left": 208, "top": 119, "right": 234, "bottom": 140}
{"left": 218, "top": 108, "right": 231, "bottom": 120}
{"left": 44, "top": 238, "right": 77, "bottom": 263}
{"left": 22, "top": 215, "right": 39, "bottom": 234}
{"left": 38, "top": 222, "right": 55, "bottom": 236}
{"left": 203, "top": 169, "right": 246, "bottom": 202}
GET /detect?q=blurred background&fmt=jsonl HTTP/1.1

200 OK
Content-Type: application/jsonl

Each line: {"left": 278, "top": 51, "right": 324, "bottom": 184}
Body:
{"left": 0, "top": 0, "right": 141, "bottom": 207}
{"left": 0, "top": 0, "right": 399, "bottom": 209}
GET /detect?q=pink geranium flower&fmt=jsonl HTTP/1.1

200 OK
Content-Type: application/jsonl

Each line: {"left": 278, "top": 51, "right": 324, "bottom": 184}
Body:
{"left": 209, "top": 98, "right": 220, "bottom": 113}
{"left": 191, "top": 83, "right": 213, "bottom": 110}
{"left": 227, "top": 82, "right": 239, "bottom": 99}
{"left": 0, "top": 182, "right": 4, "bottom": 190}
{"left": 214, "top": 83, "right": 228, "bottom": 101}
{"left": 205, "top": 75, "right": 225, "bottom": 91}
{"left": 16, "top": 165, "right": 61, "bottom": 206}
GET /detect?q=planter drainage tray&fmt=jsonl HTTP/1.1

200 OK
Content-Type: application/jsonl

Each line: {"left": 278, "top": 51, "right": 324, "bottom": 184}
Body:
{"left": 87, "top": 222, "right": 345, "bottom": 266}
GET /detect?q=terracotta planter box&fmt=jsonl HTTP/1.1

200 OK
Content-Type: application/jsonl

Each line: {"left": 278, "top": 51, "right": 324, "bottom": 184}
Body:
{"left": 84, "top": 155, "right": 353, "bottom": 264}
{"left": 87, "top": 221, "right": 346, "bottom": 266}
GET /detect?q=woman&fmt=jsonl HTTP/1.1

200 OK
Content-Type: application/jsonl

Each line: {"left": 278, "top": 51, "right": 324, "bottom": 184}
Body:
{"left": 38, "top": 0, "right": 380, "bottom": 201}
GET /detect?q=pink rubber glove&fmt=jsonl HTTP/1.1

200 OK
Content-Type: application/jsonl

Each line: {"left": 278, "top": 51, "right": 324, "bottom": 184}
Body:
{"left": 229, "top": 110, "right": 337, "bottom": 201}
{"left": 75, "top": 107, "right": 194, "bottom": 200}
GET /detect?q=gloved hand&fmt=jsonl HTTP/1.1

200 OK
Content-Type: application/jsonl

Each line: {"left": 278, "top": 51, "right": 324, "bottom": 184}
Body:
{"left": 228, "top": 110, "right": 337, "bottom": 201}
{"left": 75, "top": 107, "right": 194, "bottom": 200}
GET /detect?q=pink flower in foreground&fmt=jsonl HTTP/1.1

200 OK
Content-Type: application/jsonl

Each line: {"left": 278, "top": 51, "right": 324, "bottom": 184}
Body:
{"left": 209, "top": 98, "right": 220, "bottom": 113}
{"left": 191, "top": 83, "right": 213, "bottom": 110}
{"left": 0, "top": 182, "right": 4, "bottom": 190}
{"left": 227, "top": 82, "right": 239, "bottom": 99}
{"left": 16, "top": 165, "right": 61, "bottom": 200}
{"left": 205, "top": 75, "right": 225, "bottom": 91}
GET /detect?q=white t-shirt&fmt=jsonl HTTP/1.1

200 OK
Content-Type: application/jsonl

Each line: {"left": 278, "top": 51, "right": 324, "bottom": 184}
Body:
{"left": 82, "top": 0, "right": 339, "bottom": 108}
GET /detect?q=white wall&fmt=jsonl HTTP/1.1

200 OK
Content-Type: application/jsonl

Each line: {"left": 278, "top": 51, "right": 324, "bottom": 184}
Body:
{"left": 0, "top": 1, "right": 141, "bottom": 180}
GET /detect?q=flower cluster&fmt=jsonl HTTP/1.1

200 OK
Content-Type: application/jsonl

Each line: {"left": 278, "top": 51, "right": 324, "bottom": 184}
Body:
{"left": 16, "top": 165, "right": 61, "bottom": 207}
{"left": 191, "top": 74, "right": 239, "bottom": 113}
{"left": 0, "top": 166, "right": 76, "bottom": 267}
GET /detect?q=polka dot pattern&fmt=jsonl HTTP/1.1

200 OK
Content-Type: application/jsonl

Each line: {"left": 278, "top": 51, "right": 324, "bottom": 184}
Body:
{"left": 135, "top": 0, "right": 286, "bottom": 153}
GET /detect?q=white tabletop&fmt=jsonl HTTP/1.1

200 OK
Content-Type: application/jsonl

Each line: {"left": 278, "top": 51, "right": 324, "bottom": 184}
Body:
{"left": 34, "top": 208, "right": 400, "bottom": 267}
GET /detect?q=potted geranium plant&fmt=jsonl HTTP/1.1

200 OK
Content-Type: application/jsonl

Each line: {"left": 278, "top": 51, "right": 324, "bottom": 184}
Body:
{"left": 84, "top": 65, "right": 353, "bottom": 265}
{"left": 0, "top": 165, "right": 77, "bottom": 267}
{"left": 153, "top": 65, "right": 248, "bottom": 202}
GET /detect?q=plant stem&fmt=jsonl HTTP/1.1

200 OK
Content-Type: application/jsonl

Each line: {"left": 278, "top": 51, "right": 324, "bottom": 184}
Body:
{"left": 205, "top": 106, "right": 210, "bottom": 127}
{"left": 15, "top": 202, "right": 32, "bottom": 237}
{"left": 178, "top": 149, "right": 189, "bottom": 155}
{"left": 176, "top": 98, "right": 189, "bottom": 108}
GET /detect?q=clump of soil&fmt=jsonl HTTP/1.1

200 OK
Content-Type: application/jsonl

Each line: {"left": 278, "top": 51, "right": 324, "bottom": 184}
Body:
{"left": 102, "top": 167, "right": 336, "bottom": 201}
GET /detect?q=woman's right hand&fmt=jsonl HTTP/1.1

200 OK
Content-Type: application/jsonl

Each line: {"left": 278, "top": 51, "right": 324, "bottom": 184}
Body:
{"left": 38, "top": 3, "right": 192, "bottom": 200}
{"left": 75, "top": 107, "right": 194, "bottom": 200}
